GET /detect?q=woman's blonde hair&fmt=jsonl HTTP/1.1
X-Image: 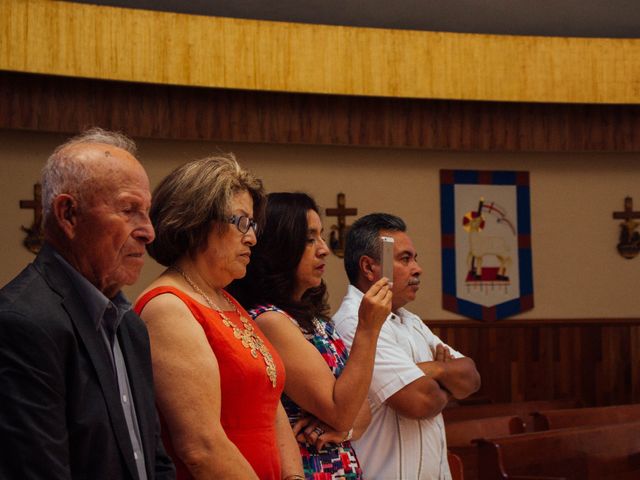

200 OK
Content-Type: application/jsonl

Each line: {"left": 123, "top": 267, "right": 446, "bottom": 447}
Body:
{"left": 148, "top": 154, "right": 265, "bottom": 266}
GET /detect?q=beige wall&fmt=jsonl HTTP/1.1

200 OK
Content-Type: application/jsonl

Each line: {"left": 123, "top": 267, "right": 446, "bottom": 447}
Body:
{"left": 2, "top": 129, "right": 638, "bottom": 319}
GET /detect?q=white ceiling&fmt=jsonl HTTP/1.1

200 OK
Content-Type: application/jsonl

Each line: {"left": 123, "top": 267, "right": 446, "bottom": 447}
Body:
{"left": 72, "top": 0, "right": 640, "bottom": 38}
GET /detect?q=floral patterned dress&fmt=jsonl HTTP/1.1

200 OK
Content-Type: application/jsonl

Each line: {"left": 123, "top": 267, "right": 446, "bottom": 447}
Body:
{"left": 249, "top": 304, "right": 363, "bottom": 480}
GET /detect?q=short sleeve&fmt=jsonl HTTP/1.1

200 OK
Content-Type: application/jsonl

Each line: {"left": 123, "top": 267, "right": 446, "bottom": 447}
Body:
{"left": 410, "top": 317, "right": 464, "bottom": 360}
{"left": 366, "top": 320, "right": 426, "bottom": 406}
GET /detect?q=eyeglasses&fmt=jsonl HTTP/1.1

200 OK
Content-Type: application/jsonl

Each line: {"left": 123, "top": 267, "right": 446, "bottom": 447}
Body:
{"left": 228, "top": 215, "right": 258, "bottom": 235}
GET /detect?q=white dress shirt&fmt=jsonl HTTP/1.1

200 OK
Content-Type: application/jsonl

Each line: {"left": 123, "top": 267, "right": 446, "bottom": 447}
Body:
{"left": 333, "top": 285, "right": 462, "bottom": 480}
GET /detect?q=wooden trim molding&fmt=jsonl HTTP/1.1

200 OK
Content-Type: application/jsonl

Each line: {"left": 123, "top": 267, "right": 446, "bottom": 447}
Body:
{"left": 2, "top": 72, "right": 639, "bottom": 151}
{"left": 426, "top": 318, "right": 640, "bottom": 327}
{"left": 1, "top": 0, "right": 639, "bottom": 103}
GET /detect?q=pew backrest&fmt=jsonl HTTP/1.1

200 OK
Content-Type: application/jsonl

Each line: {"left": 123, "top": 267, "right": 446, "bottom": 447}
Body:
{"left": 443, "top": 399, "right": 579, "bottom": 424}
{"left": 447, "top": 415, "right": 526, "bottom": 480}
{"left": 532, "top": 403, "right": 640, "bottom": 431}
{"left": 476, "top": 420, "right": 640, "bottom": 480}
{"left": 446, "top": 415, "right": 526, "bottom": 447}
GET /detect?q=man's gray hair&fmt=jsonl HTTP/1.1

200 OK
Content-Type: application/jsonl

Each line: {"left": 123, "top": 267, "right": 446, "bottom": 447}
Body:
{"left": 41, "top": 127, "right": 137, "bottom": 221}
{"left": 344, "top": 213, "right": 406, "bottom": 285}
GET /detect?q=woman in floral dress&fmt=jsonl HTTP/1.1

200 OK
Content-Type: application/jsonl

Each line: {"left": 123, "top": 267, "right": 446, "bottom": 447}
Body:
{"left": 230, "top": 192, "right": 392, "bottom": 479}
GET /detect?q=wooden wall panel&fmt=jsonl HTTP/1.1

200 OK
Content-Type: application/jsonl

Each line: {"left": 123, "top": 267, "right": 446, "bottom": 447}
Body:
{"left": 2, "top": 72, "right": 640, "bottom": 151}
{"left": 431, "top": 319, "right": 640, "bottom": 406}
{"left": 2, "top": 0, "right": 639, "bottom": 103}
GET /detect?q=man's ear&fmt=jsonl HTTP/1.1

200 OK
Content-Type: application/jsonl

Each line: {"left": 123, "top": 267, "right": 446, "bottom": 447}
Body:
{"left": 359, "top": 255, "right": 378, "bottom": 283}
{"left": 51, "top": 194, "right": 78, "bottom": 239}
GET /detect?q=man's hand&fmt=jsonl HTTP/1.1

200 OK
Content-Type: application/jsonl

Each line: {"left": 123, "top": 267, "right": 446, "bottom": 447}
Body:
{"left": 434, "top": 343, "right": 454, "bottom": 362}
{"left": 417, "top": 353, "right": 480, "bottom": 400}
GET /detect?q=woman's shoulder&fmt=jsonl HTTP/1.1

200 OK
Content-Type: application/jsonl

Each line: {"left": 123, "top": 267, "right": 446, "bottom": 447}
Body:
{"left": 248, "top": 304, "right": 283, "bottom": 318}
{"left": 250, "top": 304, "right": 301, "bottom": 328}
{"left": 135, "top": 281, "right": 197, "bottom": 319}
{"left": 136, "top": 273, "right": 181, "bottom": 301}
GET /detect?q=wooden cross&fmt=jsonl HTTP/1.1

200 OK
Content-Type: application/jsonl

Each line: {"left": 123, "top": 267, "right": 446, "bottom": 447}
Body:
{"left": 325, "top": 193, "right": 358, "bottom": 258}
{"left": 19, "top": 183, "right": 44, "bottom": 254}
{"left": 612, "top": 197, "right": 640, "bottom": 222}
{"left": 613, "top": 196, "right": 640, "bottom": 259}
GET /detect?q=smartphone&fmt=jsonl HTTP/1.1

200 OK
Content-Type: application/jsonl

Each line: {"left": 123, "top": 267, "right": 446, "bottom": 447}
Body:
{"left": 380, "top": 236, "right": 395, "bottom": 285}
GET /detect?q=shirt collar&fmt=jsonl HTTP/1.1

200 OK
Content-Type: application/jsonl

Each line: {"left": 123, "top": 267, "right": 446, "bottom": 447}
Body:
{"left": 347, "top": 284, "right": 406, "bottom": 322}
{"left": 52, "top": 249, "right": 132, "bottom": 331}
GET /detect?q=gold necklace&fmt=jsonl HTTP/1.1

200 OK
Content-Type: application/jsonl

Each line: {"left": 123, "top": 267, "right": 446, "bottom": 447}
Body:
{"left": 171, "top": 265, "right": 277, "bottom": 388}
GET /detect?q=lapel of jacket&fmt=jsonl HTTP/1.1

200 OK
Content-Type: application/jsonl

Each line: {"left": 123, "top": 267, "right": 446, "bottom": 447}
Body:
{"left": 36, "top": 245, "right": 140, "bottom": 480}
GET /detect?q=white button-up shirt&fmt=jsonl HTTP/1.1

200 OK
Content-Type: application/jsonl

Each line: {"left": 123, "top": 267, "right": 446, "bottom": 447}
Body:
{"left": 333, "top": 285, "right": 462, "bottom": 480}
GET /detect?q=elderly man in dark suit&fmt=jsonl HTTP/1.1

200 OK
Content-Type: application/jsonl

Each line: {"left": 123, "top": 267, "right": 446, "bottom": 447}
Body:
{"left": 0, "top": 128, "right": 175, "bottom": 479}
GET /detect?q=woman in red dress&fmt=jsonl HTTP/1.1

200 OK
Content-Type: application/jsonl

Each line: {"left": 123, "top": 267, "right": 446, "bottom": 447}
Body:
{"left": 134, "top": 155, "right": 303, "bottom": 480}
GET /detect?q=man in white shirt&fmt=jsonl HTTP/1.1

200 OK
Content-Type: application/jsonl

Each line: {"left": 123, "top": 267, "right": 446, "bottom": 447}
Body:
{"left": 333, "top": 213, "right": 481, "bottom": 480}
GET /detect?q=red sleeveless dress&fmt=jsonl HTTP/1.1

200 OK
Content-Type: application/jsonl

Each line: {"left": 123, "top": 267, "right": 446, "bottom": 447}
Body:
{"left": 134, "top": 286, "right": 285, "bottom": 480}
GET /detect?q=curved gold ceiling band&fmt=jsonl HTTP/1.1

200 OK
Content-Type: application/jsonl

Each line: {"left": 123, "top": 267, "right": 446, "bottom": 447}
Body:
{"left": 1, "top": 0, "right": 638, "bottom": 104}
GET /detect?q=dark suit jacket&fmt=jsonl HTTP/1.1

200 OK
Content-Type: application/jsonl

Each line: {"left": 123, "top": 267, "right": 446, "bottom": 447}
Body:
{"left": 0, "top": 244, "right": 175, "bottom": 480}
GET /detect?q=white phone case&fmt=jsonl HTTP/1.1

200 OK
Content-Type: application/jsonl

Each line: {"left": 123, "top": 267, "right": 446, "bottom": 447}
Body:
{"left": 380, "top": 236, "right": 395, "bottom": 283}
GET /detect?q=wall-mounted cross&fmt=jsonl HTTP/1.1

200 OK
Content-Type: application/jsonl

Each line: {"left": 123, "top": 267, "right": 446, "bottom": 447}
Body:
{"left": 612, "top": 196, "right": 640, "bottom": 259}
{"left": 19, "top": 183, "right": 44, "bottom": 254}
{"left": 325, "top": 193, "right": 358, "bottom": 258}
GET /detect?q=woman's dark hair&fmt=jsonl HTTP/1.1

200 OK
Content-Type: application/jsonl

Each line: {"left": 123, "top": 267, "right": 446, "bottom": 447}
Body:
{"left": 229, "top": 192, "right": 329, "bottom": 333}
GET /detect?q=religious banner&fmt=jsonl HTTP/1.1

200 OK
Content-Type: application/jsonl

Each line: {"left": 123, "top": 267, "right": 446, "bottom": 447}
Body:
{"left": 440, "top": 170, "right": 533, "bottom": 321}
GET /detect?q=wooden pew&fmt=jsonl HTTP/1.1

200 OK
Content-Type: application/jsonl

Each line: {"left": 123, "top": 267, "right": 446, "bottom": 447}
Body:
{"left": 532, "top": 403, "right": 640, "bottom": 431}
{"left": 443, "top": 399, "right": 579, "bottom": 431}
{"left": 447, "top": 416, "right": 526, "bottom": 480}
{"left": 476, "top": 420, "right": 640, "bottom": 480}
{"left": 448, "top": 451, "right": 464, "bottom": 480}
{"left": 447, "top": 416, "right": 526, "bottom": 445}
